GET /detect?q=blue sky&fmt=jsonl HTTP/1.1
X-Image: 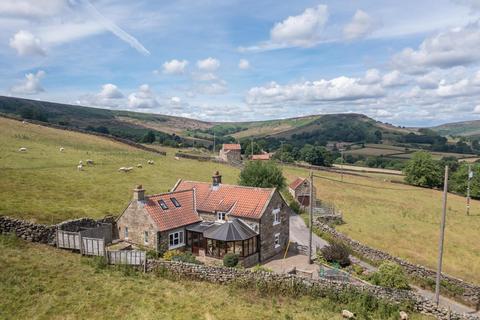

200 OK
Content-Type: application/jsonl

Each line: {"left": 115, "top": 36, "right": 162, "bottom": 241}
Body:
{"left": 1, "top": 0, "right": 480, "bottom": 126}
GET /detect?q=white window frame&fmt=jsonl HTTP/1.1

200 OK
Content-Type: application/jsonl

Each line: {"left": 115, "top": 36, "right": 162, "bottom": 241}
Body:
{"left": 217, "top": 212, "right": 226, "bottom": 221}
{"left": 168, "top": 230, "right": 185, "bottom": 249}
{"left": 125, "top": 226, "right": 129, "bottom": 240}
{"left": 144, "top": 231, "right": 149, "bottom": 245}
{"left": 274, "top": 233, "right": 280, "bottom": 248}
{"left": 272, "top": 208, "right": 281, "bottom": 226}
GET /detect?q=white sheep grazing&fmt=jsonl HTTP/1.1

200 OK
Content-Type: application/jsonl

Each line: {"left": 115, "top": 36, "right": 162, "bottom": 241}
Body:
{"left": 22, "top": 120, "right": 27, "bottom": 125}
{"left": 18, "top": 147, "right": 27, "bottom": 152}
{"left": 118, "top": 167, "right": 127, "bottom": 172}
{"left": 174, "top": 156, "right": 180, "bottom": 160}
{"left": 147, "top": 160, "right": 154, "bottom": 165}
{"left": 60, "top": 147, "right": 65, "bottom": 152}
{"left": 137, "top": 164, "right": 143, "bottom": 168}
{"left": 77, "top": 164, "right": 84, "bottom": 171}
{"left": 79, "top": 160, "right": 83, "bottom": 165}
{"left": 125, "top": 167, "right": 133, "bottom": 171}
{"left": 399, "top": 311, "right": 408, "bottom": 320}
{"left": 341, "top": 310, "right": 355, "bottom": 319}
{"left": 86, "top": 159, "right": 94, "bottom": 165}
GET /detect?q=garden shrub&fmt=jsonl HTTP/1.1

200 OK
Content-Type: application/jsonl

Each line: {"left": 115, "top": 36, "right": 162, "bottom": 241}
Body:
{"left": 320, "top": 242, "right": 351, "bottom": 267}
{"left": 223, "top": 253, "right": 239, "bottom": 267}
{"left": 162, "top": 249, "right": 181, "bottom": 261}
{"left": 369, "top": 261, "right": 410, "bottom": 290}
{"left": 172, "top": 252, "right": 200, "bottom": 264}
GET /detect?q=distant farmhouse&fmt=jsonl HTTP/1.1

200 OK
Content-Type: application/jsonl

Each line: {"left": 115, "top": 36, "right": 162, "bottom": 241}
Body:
{"left": 288, "top": 177, "right": 316, "bottom": 207}
{"left": 219, "top": 143, "right": 242, "bottom": 163}
{"left": 117, "top": 172, "right": 291, "bottom": 266}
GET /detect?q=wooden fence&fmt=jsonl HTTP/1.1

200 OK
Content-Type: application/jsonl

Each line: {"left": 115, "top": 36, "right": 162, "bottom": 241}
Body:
{"left": 82, "top": 237, "right": 105, "bottom": 256}
{"left": 57, "top": 230, "right": 81, "bottom": 250}
{"left": 107, "top": 250, "right": 146, "bottom": 266}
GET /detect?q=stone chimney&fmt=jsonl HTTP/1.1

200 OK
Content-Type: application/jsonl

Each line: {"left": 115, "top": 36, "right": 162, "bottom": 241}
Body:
{"left": 133, "top": 184, "right": 145, "bottom": 201}
{"left": 212, "top": 171, "right": 222, "bottom": 187}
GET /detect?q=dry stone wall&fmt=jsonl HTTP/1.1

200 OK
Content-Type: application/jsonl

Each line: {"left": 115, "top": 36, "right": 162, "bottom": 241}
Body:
{"left": 147, "top": 259, "right": 479, "bottom": 320}
{"left": 314, "top": 220, "right": 480, "bottom": 307}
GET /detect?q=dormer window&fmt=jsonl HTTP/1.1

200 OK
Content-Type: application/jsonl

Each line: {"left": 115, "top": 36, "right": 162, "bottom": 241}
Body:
{"left": 170, "top": 197, "right": 181, "bottom": 208}
{"left": 158, "top": 200, "right": 169, "bottom": 210}
{"left": 217, "top": 212, "right": 226, "bottom": 221}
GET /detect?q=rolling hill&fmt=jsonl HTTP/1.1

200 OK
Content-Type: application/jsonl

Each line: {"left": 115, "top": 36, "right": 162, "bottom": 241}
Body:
{"left": 431, "top": 120, "right": 480, "bottom": 137}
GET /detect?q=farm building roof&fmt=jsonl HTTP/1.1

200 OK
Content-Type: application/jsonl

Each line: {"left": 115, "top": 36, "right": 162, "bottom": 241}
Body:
{"left": 144, "top": 189, "right": 201, "bottom": 232}
{"left": 289, "top": 177, "right": 306, "bottom": 191}
{"left": 172, "top": 180, "right": 275, "bottom": 220}
{"left": 222, "top": 144, "right": 241, "bottom": 151}
{"left": 251, "top": 154, "right": 271, "bottom": 160}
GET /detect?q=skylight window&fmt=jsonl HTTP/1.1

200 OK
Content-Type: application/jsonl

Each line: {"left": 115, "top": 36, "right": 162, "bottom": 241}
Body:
{"left": 170, "top": 197, "right": 181, "bottom": 208}
{"left": 158, "top": 199, "right": 169, "bottom": 210}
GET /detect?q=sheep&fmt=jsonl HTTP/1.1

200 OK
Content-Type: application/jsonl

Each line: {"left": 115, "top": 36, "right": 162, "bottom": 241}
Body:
{"left": 79, "top": 160, "right": 83, "bottom": 165}
{"left": 118, "top": 167, "right": 133, "bottom": 173}
{"left": 341, "top": 310, "right": 355, "bottom": 319}
{"left": 174, "top": 156, "right": 180, "bottom": 160}
{"left": 60, "top": 147, "right": 65, "bottom": 152}
{"left": 22, "top": 120, "right": 28, "bottom": 125}
{"left": 137, "top": 164, "right": 143, "bottom": 168}
{"left": 86, "top": 159, "right": 94, "bottom": 165}
{"left": 147, "top": 160, "right": 154, "bottom": 165}
{"left": 399, "top": 311, "right": 408, "bottom": 320}
{"left": 77, "top": 164, "right": 84, "bottom": 171}
{"left": 18, "top": 147, "right": 27, "bottom": 152}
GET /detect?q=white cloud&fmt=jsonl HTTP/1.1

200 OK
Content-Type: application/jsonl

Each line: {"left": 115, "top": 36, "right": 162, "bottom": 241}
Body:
{"left": 192, "top": 72, "right": 218, "bottom": 81}
{"left": 343, "top": 10, "right": 376, "bottom": 40}
{"left": 0, "top": 0, "right": 66, "bottom": 18}
{"left": 196, "top": 80, "right": 228, "bottom": 95}
{"left": 238, "top": 59, "right": 250, "bottom": 70}
{"left": 270, "top": 4, "right": 328, "bottom": 47}
{"left": 473, "top": 105, "right": 480, "bottom": 113}
{"left": 162, "top": 59, "right": 188, "bottom": 75}
{"left": 98, "top": 83, "right": 124, "bottom": 99}
{"left": 127, "top": 84, "right": 158, "bottom": 109}
{"left": 11, "top": 70, "right": 45, "bottom": 94}
{"left": 362, "top": 68, "right": 381, "bottom": 84}
{"left": 77, "top": 83, "right": 125, "bottom": 108}
{"left": 392, "top": 21, "right": 480, "bottom": 73}
{"left": 9, "top": 30, "right": 45, "bottom": 56}
{"left": 197, "top": 57, "right": 220, "bottom": 71}
{"left": 381, "top": 70, "right": 406, "bottom": 87}
{"left": 246, "top": 76, "right": 384, "bottom": 105}
{"left": 436, "top": 78, "right": 480, "bottom": 97}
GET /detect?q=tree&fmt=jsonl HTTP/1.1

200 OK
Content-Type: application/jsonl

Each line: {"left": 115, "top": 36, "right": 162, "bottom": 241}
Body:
{"left": 238, "top": 161, "right": 286, "bottom": 190}
{"left": 403, "top": 151, "right": 443, "bottom": 188}
{"left": 299, "top": 144, "right": 333, "bottom": 166}
{"left": 369, "top": 261, "right": 410, "bottom": 290}
{"left": 320, "top": 242, "right": 351, "bottom": 267}
{"left": 141, "top": 130, "right": 156, "bottom": 143}
{"left": 450, "top": 163, "right": 480, "bottom": 198}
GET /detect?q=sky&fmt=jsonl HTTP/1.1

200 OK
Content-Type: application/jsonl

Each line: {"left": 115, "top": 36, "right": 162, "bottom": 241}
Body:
{"left": 1, "top": 0, "right": 480, "bottom": 126}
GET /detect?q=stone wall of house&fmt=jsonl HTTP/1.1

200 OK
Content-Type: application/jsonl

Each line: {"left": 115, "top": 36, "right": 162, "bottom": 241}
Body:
{"left": 314, "top": 220, "right": 480, "bottom": 307}
{"left": 259, "top": 191, "right": 290, "bottom": 261}
{"left": 116, "top": 200, "right": 158, "bottom": 251}
{"left": 146, "top": 259, "right": 479, "bottom": 320}
{"left": 0, "top": 215, "right": 116, "bottom": 245}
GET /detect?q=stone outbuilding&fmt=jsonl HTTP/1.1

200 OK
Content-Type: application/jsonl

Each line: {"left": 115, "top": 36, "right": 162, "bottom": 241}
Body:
{"left": 117, "top": 172, "right": 292, "bottom": 266}
{"left": 219, "top": 144, "right": 242, "bottom": 163}
{"left": 288, "top": 177, "right": 316, "bottom": 207}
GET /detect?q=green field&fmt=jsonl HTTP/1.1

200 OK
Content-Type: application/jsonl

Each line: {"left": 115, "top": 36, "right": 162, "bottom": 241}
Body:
{"left": 282, "top": 166, "right": 480, "bottom": 285}
{"left": 0, "top": 117, "right": 238, "bottom": 223}
{"left": 3, "top": 235, "right": 431, "bottom": 320}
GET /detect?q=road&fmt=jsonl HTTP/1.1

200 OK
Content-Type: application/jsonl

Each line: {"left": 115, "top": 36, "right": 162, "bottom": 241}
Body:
{"left": 289, "top": 213, "right": 480, "bottom": 317}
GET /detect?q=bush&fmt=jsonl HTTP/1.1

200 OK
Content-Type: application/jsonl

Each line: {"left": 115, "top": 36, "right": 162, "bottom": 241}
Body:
{"left": 369, "top": 261, "right": 410, "bottom": 290}
{"left": 162, "top": 249, "right": 181, "bottom": 261}
{"left": 320, "top": 242, "right": 351, "bottom": 267}
{"left": 172, "top": 252, "right": 200, "bottom": 264}
{"left": 289, "top": 201, "right": 301, "bottom": 214}
{"left": 146, "top": 250, "right": 160, "bottom": 259}
{"left": 223, "top": 253, "right": 239, "bottom": 267}
{"left": 251, "top": 264, "right": 273, "bottom": 273}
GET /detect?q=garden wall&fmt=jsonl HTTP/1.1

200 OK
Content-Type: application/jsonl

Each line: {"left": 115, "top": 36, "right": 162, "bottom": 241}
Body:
{"left": 146, "top": 259, "right": 479, "bottom": 320}
{"left": 313, "top": 220, "right": 480, "bottom": 307}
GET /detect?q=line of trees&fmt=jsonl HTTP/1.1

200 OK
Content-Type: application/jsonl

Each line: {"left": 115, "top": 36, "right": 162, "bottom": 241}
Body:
{"left": 403, "top": 151, "right": 480, "bottom": 197}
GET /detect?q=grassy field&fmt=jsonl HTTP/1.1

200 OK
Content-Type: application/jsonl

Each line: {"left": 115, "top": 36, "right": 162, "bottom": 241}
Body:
{"left": 0, "top": 235, "right": 433, "bottom": 320}
{"left": 282, "top": 166, "right": 480, "bottom": 285}
{"left": 0, "top": 117, "right": 239, "bottom": 224}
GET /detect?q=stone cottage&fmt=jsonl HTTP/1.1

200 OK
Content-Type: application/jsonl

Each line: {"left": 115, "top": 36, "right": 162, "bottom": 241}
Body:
{"left": 117, "top": 172, "right": 291, "bottom": 266}
{"left": 219, "top": 143, "right": 242, "bottom": 163}
{"left": 288, "top": 177, "right": 316, "bottom": 207}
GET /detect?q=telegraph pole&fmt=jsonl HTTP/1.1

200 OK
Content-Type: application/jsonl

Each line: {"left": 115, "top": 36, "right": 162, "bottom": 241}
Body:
{"left": 435, "top": 165, "right": 449, "bottom": 306}
{"left": 467, "top": 164, "right": 472, "bottom": 216}
{"left": 340, "top": 149, "right": 344, "bottom": 182}
{"left": 213, "top": 132, "right": 216, "bottom": 154}
{"left": 308, "top": 170, "right": 314, "bottom": 264}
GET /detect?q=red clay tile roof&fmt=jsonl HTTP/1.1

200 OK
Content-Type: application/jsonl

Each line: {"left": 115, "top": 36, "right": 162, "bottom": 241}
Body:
{"left": 144, "top": 189, "right": 201, "bottom": 232}
{"left": 173, "top": 180, "right": 274, "bottom": 220}
{"left": 222, "top": 144, "right": 241, "bottom": 151}
{"left": 289, "top": 177, "right": 306, "bottom": 191}
{"left": 251, "top": 154, "right": 271, "bottom": 160}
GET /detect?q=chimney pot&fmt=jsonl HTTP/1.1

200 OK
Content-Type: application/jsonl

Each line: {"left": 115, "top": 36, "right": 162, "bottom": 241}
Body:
{"left": 212, "top": 171, "right": 222, "bottom": 187}
{"left": 133, "top": 185, "right": 145, "bottom": 201}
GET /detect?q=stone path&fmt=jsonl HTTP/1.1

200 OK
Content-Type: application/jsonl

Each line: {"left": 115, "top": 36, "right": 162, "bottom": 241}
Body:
{"left": 288, "top": 213, "right": 480, "bottom": 317}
